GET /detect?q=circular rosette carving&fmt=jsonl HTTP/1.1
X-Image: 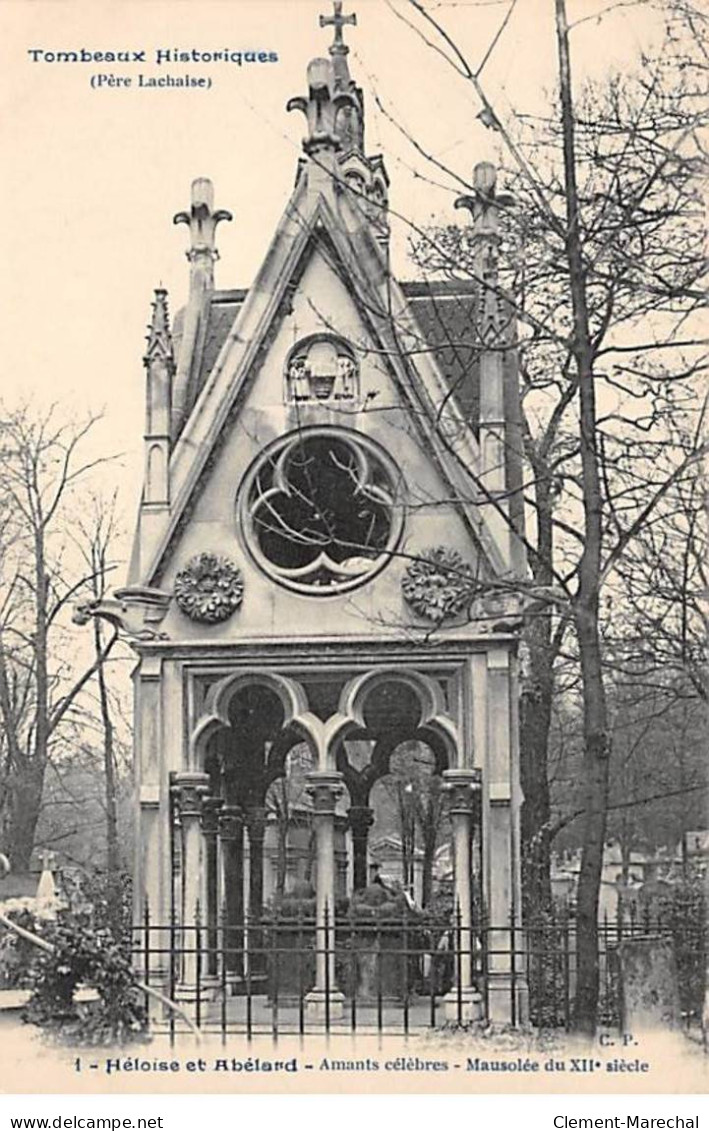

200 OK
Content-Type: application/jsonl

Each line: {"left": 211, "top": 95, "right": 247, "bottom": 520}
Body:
{"left": 402, "top": 547, "right": 474, "bottom": 621}
{"left": 174, "top": 552, "right": 244, "bottom": 624}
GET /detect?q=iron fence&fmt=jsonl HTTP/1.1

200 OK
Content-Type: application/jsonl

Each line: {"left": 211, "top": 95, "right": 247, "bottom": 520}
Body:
{"left": 525, "top": 904, "right": 706, "bottom": 1030}
{"left": 131, "top": 904, "right": 704, "bottom": 1040}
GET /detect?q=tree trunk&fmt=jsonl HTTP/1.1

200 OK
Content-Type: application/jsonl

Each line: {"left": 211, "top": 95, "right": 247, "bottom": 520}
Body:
{"left": 422, "top": 831, "right": 436, "bottom": 909}
{"left": 398, "top": 786, "right": 414, "bottom": 894}
{"left": 349, "top": 804, "right": 374, "bottom": 892}
{"left": 247, "top": 807, "right": 266, "bottom": 921}
{"left": 11, "top": 532, "right": 53, "bottom": 877}
{"left": 417, "top": 786, "right": 441, "bottom": 909}
{"left": 555, "top": 0, "right": 611, "bottom": 1036}
{"left": 275, "top": 789, "right": 288, "bottom": 899}
{"left": 7, "top": 768, "right": 45, "bottom": 873}
{"left": 93, "top": 614, "right": 121, "bottom": 922}
{"left": 520, "top": 609, "right": 555, "bottom": 923}
{"left": 573, "top": 678, "right": 610, "bottom": 1034}
{"left": 246, "top": 806, "right": 266, "bottom": 976}
{"left": 519, "top": 438, "right": 560, "bottom": 924}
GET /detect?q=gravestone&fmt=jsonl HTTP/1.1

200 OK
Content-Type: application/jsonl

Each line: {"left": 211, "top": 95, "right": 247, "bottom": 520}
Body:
{"left": 618, "top": 934, "right": 682, "bottom": 1030}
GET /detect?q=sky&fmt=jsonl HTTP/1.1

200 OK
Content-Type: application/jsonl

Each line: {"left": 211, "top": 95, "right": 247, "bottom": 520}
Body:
{"left": 0, "top": 0, "right": 664, "bottom": 546}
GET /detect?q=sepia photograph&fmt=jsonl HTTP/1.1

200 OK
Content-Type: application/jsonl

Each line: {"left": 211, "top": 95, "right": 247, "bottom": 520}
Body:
{"left": 0, "top": 0, "right": 706, "bottom": 1099}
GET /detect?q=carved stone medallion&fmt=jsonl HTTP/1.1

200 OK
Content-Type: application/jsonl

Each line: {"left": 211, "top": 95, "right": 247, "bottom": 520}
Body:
{"left": 174, "top": 552, "right": 244, "bottom": 624}
{"left": 402, "top": 546, "right": 474, "bottom": 621}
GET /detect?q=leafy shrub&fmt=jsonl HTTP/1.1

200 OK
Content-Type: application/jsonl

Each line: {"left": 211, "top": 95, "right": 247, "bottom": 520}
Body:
{"left": 23, "top": 909, "right": 148, "bottom": 1046}
{"left": 0, "top": 906, "right": 45, "bottom": 989}
{"left": 267, "top": 882, "right": 316, "bottom": 922}
{"left": 78, "top": 870, "right": 133, "bottom": 942}
{"left": 653, "top": 873, "right": 706, "bottom": 1023}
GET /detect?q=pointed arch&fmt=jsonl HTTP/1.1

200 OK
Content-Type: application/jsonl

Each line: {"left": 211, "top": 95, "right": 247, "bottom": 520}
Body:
{"left": 190, "top": 670, "right": 323, "bottom": 769}
{"left": 323, "top": 667, "right": 459, "bottom": 769}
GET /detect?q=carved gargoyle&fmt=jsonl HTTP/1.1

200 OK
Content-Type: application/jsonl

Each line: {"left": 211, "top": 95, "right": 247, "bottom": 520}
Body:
{"left": 72, "top": 586, "right": 172, "bottom": 642}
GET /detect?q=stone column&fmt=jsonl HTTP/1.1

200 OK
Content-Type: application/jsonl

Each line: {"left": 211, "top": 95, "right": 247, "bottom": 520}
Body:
{"left": 202, "top": 798, "right": 223, "bottom": 978}
{"left": 245, "top": 806, "right": 267, "bottom": 920}
{"left": 132, "top": 655, "right": 163, "bottom": 928}
{"left": 245, "top": 806, "right": 267, "bottom": 978}
{"left": 443, "top": 768, "right": 483, "bottom": 1021}
{"left": 485, "top": 646, "right": 526, "bottom": 1023}
{"left": 219, "top": 805, "right": 245, "bottom": 979}
{"left": 137, "top": 788, "right": 163, "bottom": 984}
{"left": 305, "top": 771, "right": 345, "bottom": 1019}
{"left": 348, "top": 804, "right": 374, "bottom": 892}
{"left": 173, "top": 771, "right": 209, "bottom": 993}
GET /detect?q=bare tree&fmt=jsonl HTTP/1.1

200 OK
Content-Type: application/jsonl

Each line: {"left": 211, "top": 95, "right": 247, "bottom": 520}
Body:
{"left": 384, "top": 0, "right": 707, "bottom": 1031}
{"left": 73, "top": 493, "right": 130, "bottom": 922}
{"left": 378, "top": 743, "right": 447, "bottom": 907}
{"left": 0, "top": 404, "right": 119, "bottom": 872}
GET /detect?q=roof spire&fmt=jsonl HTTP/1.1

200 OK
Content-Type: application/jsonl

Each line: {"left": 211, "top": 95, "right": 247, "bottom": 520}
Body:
{"left": 320, "top": 1, "right": 357, "bottom": 97}
{"left": 319, "top": 1, "right": 357, "bottom": 57}
{"left": 144, "top": 287, "right": 174, "bottom": 369}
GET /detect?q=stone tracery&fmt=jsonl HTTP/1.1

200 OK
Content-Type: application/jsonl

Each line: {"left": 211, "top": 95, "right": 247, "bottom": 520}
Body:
{"left": 242, "top": 428, "right": 402, "bottom": 594}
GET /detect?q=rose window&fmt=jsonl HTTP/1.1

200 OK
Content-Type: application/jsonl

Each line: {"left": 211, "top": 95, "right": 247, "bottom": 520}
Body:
{"left": 242, "top": 430, "right": 402, "bottom": 594}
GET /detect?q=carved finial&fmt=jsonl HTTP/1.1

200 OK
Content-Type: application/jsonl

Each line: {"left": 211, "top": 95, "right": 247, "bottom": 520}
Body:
{"left": 288, "top": 3, "right": 365, "bottom": 168}
{"left": 455, "top": 164, "right": 515, "bottom": 341}
{"left": 173, "top": 178, "right": 232, "bottom": 293}
{"left": 319, "top": 1, "right": 357, "bottom": 56}
{"left": 144, "top": 288, "right": 174, "bottom": 370}
{"left": 455, "top": 162, "right": 514, "bottom": 241}
{"left": 287, "top": 57, "right": 359, "bottom": 156}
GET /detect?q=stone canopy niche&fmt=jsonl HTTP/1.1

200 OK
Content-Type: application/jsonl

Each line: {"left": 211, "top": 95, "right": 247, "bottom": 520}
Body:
{"left": 285, "top": 335, "right": 359, "bottom": 403}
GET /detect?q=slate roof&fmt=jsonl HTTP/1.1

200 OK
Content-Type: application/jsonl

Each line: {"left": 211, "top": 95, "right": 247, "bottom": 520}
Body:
{"left": 403, "top": 281, "right": 482, "bottom": 434}
{"left": 199, "top": 288, "right": 249, "bottom": 381}
{"left": 173, "top": 280, "right": 484, "bottom": 439}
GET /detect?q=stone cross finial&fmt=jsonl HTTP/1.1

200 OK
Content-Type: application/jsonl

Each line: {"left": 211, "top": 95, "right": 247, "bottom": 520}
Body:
{"left": 320, "top": 1, "right": 356, "bottom": 55}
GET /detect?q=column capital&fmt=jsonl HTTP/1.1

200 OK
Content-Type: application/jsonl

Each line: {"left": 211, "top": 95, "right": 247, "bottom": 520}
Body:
{"left": 218, "top": 804, "right": 245, "bottom": 841}
{"left": 306, "top": 770, "right": 344, "bottom": 816}
{"left": 201, "top": 796, "right": 223, "bottom": 837}
{"left": 244, "top": 804, "right": 267, "bottom": 833}
{"left": 172, "top": 771, "right": 210, "bottom": 819}
{"left": 442, "top": 768, "right": 482, "bottom": 816}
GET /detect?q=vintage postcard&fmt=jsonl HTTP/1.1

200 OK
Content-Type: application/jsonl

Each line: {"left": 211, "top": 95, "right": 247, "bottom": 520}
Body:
{"left": 0, "top": 0, "right": 706, "bottom": 1098}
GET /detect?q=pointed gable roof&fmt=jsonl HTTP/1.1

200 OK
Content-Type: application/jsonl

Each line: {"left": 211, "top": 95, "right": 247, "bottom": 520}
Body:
{"left": 143, "top": 172, "right": 510, "bottom": 587}
{"left": 174, "top": 280, "right": 485, "bottom": 442}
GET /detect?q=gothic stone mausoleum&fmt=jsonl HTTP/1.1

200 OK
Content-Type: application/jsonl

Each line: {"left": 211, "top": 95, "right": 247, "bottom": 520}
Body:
{"left": 97, "top": 5, "right": 528, "bottom": 1025}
